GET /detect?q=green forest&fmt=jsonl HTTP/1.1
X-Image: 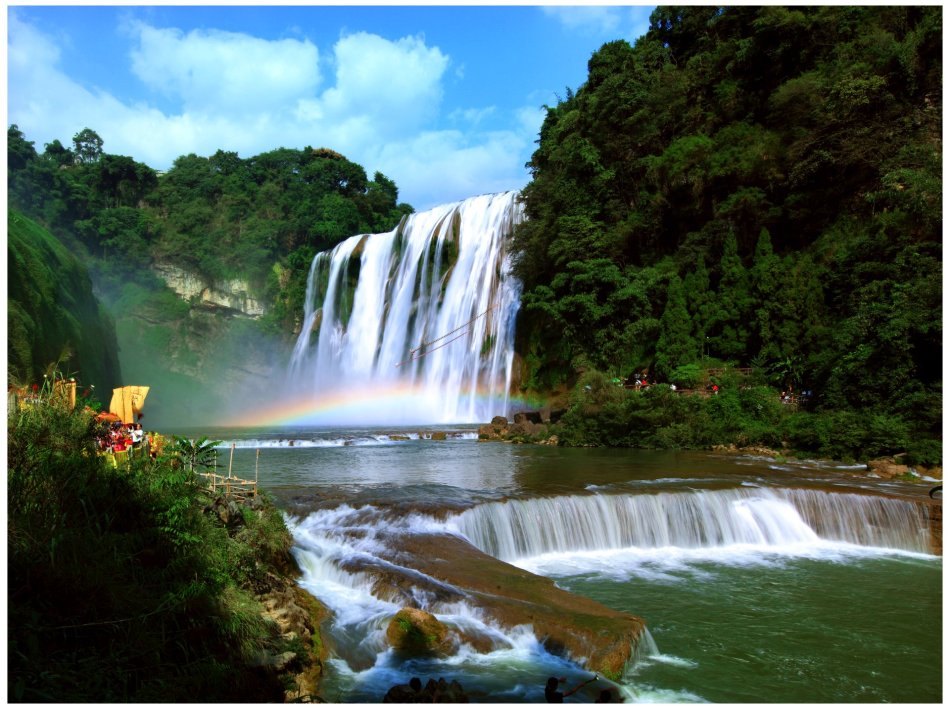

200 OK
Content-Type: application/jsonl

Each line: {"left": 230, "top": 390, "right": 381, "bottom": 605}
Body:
{"left": 7, "top": 126, "right": 414, "bottom": 421}
{"left": 7, "top": 6, "right": 942, "bottom": 463}
{"left": 512, "top": 6, "right": 941, "bottom": 464}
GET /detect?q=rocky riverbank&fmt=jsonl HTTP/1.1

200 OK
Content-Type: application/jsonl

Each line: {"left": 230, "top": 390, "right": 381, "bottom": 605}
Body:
{"left": 205, "top": 495, "right": 329, "bottom": 701}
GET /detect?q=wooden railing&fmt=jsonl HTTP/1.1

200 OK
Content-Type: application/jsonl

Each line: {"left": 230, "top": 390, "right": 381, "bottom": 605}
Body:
{"left": 199, "top": 444, "right": 259, "bottom": 501}
{"left": 198, "top": 471, "right": 258, "bottom": 501}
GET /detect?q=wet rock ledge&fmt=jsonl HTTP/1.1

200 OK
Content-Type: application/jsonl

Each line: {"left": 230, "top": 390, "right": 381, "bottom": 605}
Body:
{"left": 206, "top": 495, "right": 329, "bottom": 701}
{"left": 478, "top": 413, "right": 561, "bottom": 445}
{"left": 355, "top": 530, "right": 648, "bottom": 680}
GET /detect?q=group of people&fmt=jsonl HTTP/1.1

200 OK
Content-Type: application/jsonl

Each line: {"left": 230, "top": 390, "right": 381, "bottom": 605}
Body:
{"left": 97, "top": 421, "right": 150, "bottom": 456}
{"left": 780, "top": 387, "right": 812, "bottom": 404}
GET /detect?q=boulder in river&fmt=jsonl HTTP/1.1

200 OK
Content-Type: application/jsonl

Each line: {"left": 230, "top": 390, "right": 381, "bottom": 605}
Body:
{"left": 386, "top": 607, "right": 455, "bottom": 656}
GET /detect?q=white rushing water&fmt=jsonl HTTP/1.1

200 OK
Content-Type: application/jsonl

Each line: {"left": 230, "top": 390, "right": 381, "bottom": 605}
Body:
{"left": 287, "top": 191, "right": 524, "bottom": 425}
{"left": 447, "top": 488, "right": 933, "bottom": 563}
{"left": 287, "top": 486, "right": 934, "bottom": 700}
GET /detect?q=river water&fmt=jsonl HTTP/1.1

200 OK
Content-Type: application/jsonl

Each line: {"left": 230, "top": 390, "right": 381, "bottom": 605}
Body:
{"left": 185, "top": 426, "right": 942, "bottom": 703}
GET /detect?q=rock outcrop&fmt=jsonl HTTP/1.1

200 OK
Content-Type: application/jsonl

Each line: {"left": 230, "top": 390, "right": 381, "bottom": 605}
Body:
{"left": 349, "top": 531, "right": 647, "bottom": 680}
{"left": 153, "top": 262, "right": 265, "bottom": 318}
{"left": 385, "top": 608, "right": 455, "bottom": 656}
{"left": 210, "top": 493, "right": 328, "bottom": 702}
{"left": 478, "top": 414, "right": 557, "bottom": 444}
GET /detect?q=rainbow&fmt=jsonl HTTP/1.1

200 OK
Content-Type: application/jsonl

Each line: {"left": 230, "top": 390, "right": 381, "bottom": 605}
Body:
{"left": 223, "top": 383, "right": 548, "bottom": 428}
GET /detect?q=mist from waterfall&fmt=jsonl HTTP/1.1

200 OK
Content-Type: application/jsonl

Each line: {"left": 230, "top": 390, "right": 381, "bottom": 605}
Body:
{"left": 286, "top": 191, "right": 524, "bottom": 425}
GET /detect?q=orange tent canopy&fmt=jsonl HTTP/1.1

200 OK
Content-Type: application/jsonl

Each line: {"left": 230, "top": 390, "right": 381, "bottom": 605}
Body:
{"left": 109, "top": 385, "right": 149, "bottom": 424}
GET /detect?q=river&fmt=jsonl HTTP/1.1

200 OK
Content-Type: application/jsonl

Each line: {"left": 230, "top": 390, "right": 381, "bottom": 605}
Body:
{"left": 184, "top": 426, "right": 942, "bottom": 703}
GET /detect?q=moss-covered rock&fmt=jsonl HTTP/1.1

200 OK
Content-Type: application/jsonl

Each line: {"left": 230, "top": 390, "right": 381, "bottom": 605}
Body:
{"left": 385, "top": 608, "right": 455, "bottom": 656}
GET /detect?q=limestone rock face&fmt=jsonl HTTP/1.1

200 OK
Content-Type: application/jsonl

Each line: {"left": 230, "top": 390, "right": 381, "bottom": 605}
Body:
{"left": 385, "top": 608, "right": 455, "bottom": 656}
{"left": 154, "top": 262, "right": 265, "bottom": 318}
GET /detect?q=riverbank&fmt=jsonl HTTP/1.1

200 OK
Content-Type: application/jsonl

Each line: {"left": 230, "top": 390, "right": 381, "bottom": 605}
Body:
{"left": 490, "top": 372, "right": 942, "bottom": 476}
{"left": 7, "top": 392, "right": 327, "bottom": 702}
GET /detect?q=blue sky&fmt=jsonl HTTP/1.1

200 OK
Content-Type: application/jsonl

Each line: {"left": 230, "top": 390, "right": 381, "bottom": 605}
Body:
{"left": 7, "top": 4, "right": 654, "bottom": 210}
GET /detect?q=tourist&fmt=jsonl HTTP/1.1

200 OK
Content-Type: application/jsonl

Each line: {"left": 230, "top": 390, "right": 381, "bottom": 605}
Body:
{"left": 545, "top": 675, "right": 598, "bottom": 703}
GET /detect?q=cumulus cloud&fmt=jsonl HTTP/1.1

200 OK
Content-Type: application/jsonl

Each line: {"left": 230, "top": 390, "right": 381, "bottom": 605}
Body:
{"left": 127, "top": 22, "right": 322, "bottom": 115}
{"left": 542, "top": 6, "right": 621, "bottom": 35}
{"left": 544, "top": 6, "right": 653, "bottom": 42}
{"left": 7, "top": 12, "right": 534, "bottom": 209}
{"left": 316, "top": 32, "right": 448, "bottom": 137}
{"left": 371, "top": 127, "right": 530, "bottom": 208}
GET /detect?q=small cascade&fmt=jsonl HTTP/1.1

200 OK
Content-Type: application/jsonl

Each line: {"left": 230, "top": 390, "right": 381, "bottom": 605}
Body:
{"left": 287, "top": 191, "right": 524, "bottom": 425}
{"left": 285, "top": 485, "right": 935, "bottom": 701}
{"left": 447, "top": 488, "right": 933, "bottom": 561}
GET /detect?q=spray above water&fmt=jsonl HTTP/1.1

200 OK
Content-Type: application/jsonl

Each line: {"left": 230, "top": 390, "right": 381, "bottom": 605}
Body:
{"left": 282, "top": 191, "right": 524, "bottom": 426}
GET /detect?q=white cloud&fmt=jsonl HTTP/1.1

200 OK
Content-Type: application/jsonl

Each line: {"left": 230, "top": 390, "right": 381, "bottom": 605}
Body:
{"left": 542, "top": 6, "right": 622, "bottom": 35}
{"left": 544, "top": 6, "right": 654, "bottom": 43}
{"left": 448, "top": 106, "right": 497, "bottom": 127}
{"left": 7, "top": 14, "right": 534, "bottom": 209}
{"left": 371, "top": 127, "right": 530, "bottom": 209}
{"left": 315, "top": 32, "right": 448, "bottom": 138}
{"left": 127, "top": 22, "right": 322, "bottom": 115}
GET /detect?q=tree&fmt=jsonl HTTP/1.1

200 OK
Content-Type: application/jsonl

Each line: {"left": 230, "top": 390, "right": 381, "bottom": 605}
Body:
{"left": 172, "top": 436, "right": 221, "bottom": 473}
{"left": 8, "top": 124, "right": 37, "bottom": 171}
{"left": 43, "top": 139, "right": 75, "bottom": 167}
{"left": 72, "top": 128, "right": 104, "bottom": 164}
{"left": 654, "top": 274, "right": 696, "bottom": 379}
{"left": 707, "top": 231, "right": 753, "bottom": 360}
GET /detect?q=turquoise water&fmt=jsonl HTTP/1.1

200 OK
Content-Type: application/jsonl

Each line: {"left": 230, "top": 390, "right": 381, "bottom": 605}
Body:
{"left": 561, "top": 556, "right": 941, "bottom": 702}
{"left": 175, "top": 428, "right": 942, "bottom": 702}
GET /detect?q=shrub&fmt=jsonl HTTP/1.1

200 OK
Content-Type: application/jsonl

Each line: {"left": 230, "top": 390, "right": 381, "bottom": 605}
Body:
{"left": 7, "top": 383, "right": 293, "bottom": 702}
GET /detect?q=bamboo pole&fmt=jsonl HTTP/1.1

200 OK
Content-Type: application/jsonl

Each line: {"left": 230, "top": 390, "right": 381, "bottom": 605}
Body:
{"left": 227, "top": 443, "right": 235, "bottom": 497}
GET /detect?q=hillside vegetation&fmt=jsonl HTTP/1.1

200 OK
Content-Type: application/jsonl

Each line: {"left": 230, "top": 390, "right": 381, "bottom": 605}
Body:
{"left": 7, "top": 209, "right": 121, "bottom": 393}
{"left": 512, "top": 6, "right": 941, "bottom": 463}
{"left": 8, "top": 127, "right": 413, "bottom": 424}
{"left": 8, "top": 384, "right": 323, "bottom": 701}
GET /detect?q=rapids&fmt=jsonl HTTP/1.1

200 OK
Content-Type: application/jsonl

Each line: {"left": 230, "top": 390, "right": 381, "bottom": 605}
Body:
{"left": 186, "top": 434, "right": 941, "bottom": 703}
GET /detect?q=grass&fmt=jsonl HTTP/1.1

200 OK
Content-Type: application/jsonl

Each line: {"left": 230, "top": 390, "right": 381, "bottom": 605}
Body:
{"left": 7, "top": 375, "right": 315, "bottom": 702}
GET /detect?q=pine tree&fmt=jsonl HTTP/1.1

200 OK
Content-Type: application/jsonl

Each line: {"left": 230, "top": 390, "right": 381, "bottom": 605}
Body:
{"left": 654, "top": 274, "right": 697, "bottom": 379}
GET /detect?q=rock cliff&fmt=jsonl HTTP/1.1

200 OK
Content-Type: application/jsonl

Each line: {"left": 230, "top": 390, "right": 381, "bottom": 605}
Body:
{"left": 153, "top": 262, "right": 266, "bottom": 318}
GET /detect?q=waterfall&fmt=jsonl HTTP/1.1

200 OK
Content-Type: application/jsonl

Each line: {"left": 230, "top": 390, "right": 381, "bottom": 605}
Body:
{"left": 287, "top": 191, "right": 524, "bottom": 425}
{"left": 447, "top": 488, "right": 933, "bottom": 561}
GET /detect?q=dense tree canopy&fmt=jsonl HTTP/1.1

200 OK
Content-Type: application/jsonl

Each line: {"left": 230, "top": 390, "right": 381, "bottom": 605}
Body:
{"left": 7, "top": 126, "right": 413, "bottom": 330}
{"left": 512, "top": 5, "right": 940, "bottom": 459}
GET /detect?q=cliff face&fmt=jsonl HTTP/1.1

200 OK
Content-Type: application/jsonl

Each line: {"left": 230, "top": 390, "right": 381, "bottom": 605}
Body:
{"left": 153, "top": 262, "right": 266, "bottom": 319}
{"left": 7, "top": 210, "right": 121, "bottom": 393}
{"left": 113, "top": 285, "right": 287, "bottom": 429}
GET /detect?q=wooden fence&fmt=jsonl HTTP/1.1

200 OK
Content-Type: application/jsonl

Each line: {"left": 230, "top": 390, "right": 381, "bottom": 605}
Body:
{"left": 199, "top": 444, "right": 259, "bottom": 501}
